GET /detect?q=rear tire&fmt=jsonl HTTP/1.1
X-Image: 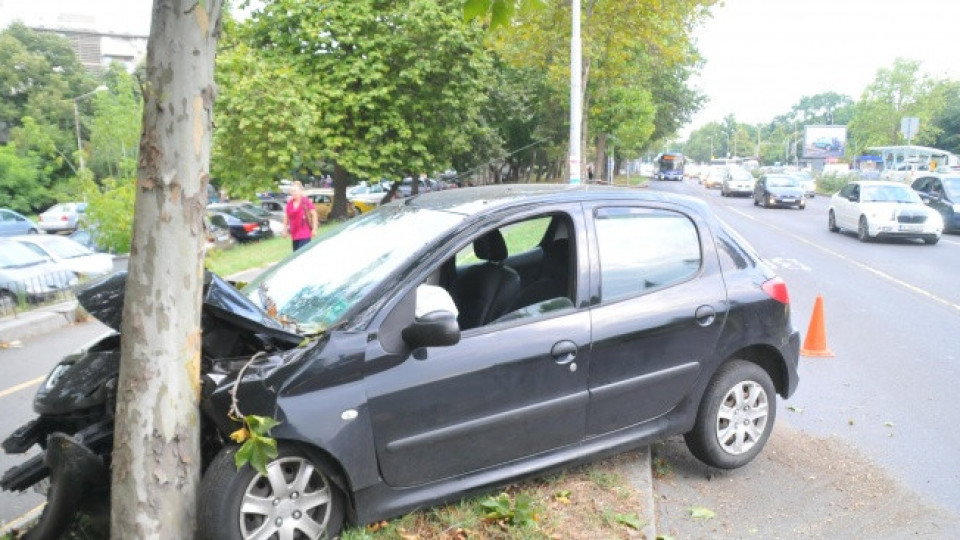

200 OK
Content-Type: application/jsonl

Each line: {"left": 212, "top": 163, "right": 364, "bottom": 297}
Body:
{"left": 684, "top": 360, "right": 777, "bottom": 469}
{"left": 198, "top": 443, "right": 345, "bottom": 540}
{"left": 923, "top": 236, "right": 939, "bottom": 245}
{"left": 828, "top": 210, "right": 839, "bottom": 232}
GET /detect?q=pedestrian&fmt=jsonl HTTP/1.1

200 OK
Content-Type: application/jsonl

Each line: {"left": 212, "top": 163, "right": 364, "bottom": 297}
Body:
{"left": 282, "top": 181, "right": 317, "bottom": 251}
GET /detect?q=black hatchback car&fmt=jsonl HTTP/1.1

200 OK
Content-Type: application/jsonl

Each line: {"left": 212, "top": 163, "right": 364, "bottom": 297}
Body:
{"left": 754, "top": 174, "right": 806, "bottom": 209}
{"left": 4, "top": 185, "right": 800, "bottom": 539}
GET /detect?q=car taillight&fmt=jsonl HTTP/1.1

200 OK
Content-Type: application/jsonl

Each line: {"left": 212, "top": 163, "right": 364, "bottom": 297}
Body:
{"left": 761, "top": 277, "right": 790, "bottom": 304}
{"left": 242, "top": 223, "right": 257, "bottom": 233}
{"left": 60, "top": 215, "right": 69, "bottom": 221}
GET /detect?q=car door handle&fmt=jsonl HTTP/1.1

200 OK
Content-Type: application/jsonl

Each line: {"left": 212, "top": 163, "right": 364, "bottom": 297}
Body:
{"left": 551, "top": 340, "right": 578, "bottom": 365}
{"left": 695, "top": 305, "right": 716, "bottom": 327}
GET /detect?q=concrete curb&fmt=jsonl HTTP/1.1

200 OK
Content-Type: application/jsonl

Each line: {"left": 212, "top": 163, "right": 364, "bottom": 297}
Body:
{"left": 0, "top": 300, "right": 80, "bottom": 344}
{"left": 636, "top": 446, "right": 658, "bottom": 539}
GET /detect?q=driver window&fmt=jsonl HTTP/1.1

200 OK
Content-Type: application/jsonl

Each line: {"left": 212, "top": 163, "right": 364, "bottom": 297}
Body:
{"left": 442, "top": 214, "right": 576, "bottom": 331}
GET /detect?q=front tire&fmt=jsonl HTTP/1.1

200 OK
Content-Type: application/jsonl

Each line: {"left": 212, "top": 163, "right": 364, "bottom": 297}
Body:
{"left": 857, "top": 216, "right": 872, "bottom": 242}
{"left": 923, "top": 235, "right": 939, "bottom": 245}
{"left": 684, "top": 360, "right": 776, "bottom": 469}
{"left": 198, "top": 443, "right": 345, "bottom": 540}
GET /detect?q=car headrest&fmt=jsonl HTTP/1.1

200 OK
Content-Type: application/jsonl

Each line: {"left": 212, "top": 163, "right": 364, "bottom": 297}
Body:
{"left": 473, "top": 230, "right": 508, "bottom": 262}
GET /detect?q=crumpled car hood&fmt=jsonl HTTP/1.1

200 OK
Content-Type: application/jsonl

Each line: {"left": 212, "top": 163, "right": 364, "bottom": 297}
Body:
{"left": 76, "top": 271, "right": 303, "bottom": 345}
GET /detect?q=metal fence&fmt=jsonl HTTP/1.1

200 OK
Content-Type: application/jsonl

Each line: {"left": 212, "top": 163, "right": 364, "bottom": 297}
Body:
{"left": 0, "top": 270, "right": 79, "bottom": 318}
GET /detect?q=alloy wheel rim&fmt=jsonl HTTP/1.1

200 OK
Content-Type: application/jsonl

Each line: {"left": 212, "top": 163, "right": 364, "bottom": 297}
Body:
{"left": 715, "top": 381, "right": 769, "bottom": 455}
{"left": 239, "top": 457, "right": 333, "bottom": 540}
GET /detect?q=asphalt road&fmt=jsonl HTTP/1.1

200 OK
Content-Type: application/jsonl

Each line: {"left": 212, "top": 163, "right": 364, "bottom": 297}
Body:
{"left": 0, "top": 319, "right": 112, "bottom": 525}
{"left": 649, "top": 177, "right": 960, "bottom": 515}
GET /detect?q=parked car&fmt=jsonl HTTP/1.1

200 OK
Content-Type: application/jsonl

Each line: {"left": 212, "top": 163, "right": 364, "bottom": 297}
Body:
{"left": 911, "top": 174, "right": 960, "bottom": 232}
{"left": 348, "top": 182, "right": 391, "bottom": 213}
{"left": 209, "top": 202, "right": 283, "bottom": 236}
{"left": 720, "top": 167, "right": 756, "bottom": 197}
{"left": 204, "top": 215, "right": 237, "bottom": 253}
{"left": 828, "top": 180, "right": 943, "bottom": 244}
{"left": 12, "top": 234, "right": 113, "bottom": 279}
{"left": 0, "top": 238, "right": 78, "bottom": 310}
{"left": 0, "top": 185, "right": 800, "bottom": 539}
{"left": 207, "top": 208, "right": 273, "bottom": 243}
{"left": 0, "top": 209, "right": 40, "bottom": 236}
{"left": 753, "top": 174, "right": 806, "bottom": 209}
{"left": 791, "top": 170, "right": 817, "bottom": 197}
{"left": 68, "top": 228, "right": 108, "bottom": 253}
{"left": 37, "top": 202, "right": 87, "bottom": 234}
{"left": 303, "top": 188, "right": 356, "bottom": 222}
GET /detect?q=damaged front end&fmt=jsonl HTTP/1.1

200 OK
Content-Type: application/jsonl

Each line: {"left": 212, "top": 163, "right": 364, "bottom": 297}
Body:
{"left": 0, "top": 271, "right": 306, "bottom": 539}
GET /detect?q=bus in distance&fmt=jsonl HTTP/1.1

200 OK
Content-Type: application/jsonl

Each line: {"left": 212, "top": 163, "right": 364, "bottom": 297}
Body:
{"left": 656, "top": 152, "right": 685, "bottom": 181}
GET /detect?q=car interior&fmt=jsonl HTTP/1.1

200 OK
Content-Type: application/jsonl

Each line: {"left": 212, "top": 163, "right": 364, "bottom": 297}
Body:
{"left": 426, "top": 214, "right": 576, "bottom": 332}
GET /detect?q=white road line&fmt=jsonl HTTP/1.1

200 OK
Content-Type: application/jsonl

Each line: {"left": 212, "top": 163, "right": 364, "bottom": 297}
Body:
{"left": 0, "top": 376, "right": 45, "bottom": 400}
{"left": 942, "top": 237, "right": 960, "bottom": 247}
{"left": 0, "top": 503, "right": 45, "bottom": 535}
{"left": 725, "top": 207, "right": 960, "bottom": 315}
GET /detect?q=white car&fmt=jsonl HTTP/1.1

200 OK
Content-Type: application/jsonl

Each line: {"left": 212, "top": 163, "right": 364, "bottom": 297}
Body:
{"left": 720, "top": 167, "right": 756, "bottom": 197}
{"left": 13, "top": 234, "right": 114, "bottom": 279}
{"left": 828, "top": 181, "right": 943, "bottom": 244}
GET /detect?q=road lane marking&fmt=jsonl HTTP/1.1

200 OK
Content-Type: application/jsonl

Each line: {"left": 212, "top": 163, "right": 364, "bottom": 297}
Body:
{"left": 0, "top": 503, "right": 46, "bottom": 536}
{"left": 0, "top": 376, "right": 45, "bottom": 400}
{"left": 725, "top": 207, "right": 960, "bottom": 315}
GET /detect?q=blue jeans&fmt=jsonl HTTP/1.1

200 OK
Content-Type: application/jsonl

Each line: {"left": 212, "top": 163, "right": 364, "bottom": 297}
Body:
{"left": 292, "top": 237, "right": 311, "bottom": 251}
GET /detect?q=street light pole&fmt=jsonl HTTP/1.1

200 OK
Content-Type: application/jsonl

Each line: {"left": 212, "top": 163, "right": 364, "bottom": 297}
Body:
{"left": 72, "top": 86, "right": 108, "bottom": 173}
{"left": 568, "top": 0, "right": 582, "bottom": 185}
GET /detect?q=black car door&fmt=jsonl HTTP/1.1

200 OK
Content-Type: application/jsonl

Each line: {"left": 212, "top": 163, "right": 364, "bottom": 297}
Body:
{"left": 364, "top": 206, "right": 592, "bottom": 487}
{"left": 583, "top": 202, "right": 728, "bottom": 436}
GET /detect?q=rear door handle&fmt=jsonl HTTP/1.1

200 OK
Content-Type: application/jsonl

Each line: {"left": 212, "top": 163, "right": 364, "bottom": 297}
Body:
{"left": 551, "top": 340, "right": 578, "bottom": 365}
{"left": 695, "top": 305, "right": 716, "bottom": 327}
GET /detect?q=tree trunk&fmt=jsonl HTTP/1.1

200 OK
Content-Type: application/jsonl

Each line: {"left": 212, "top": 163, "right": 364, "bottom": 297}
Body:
{"left": 595, "top": 132, "right": 607, "bottom": 183}
{"left": 111, "top": 0, "right": 222, "bottom": 538}
{"left": 332, "top": 161, "right": 350, "bottom": 219}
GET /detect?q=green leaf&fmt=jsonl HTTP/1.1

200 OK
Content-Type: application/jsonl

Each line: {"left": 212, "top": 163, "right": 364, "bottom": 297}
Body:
{"left": 245, "top": 414, "right": 280, "bottom": 437}
{"left": 611, "top": 512, "right": 645, "bottom": 530}
{"left": 689, "top": 506, "right": 716, "bottom": 520}
{"left": 490, "top": 0, "right": 515, "bottom": 28}
{"left": 463, "top": 0, "right": 490, "bottom": 22}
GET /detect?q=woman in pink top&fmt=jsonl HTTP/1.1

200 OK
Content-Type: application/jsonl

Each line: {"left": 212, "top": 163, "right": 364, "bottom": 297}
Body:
{"left": 282, "top": 181, "right": 318, "bottom": 251}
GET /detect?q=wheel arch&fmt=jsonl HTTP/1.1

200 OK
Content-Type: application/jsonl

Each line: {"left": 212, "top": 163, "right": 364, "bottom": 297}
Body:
{"left": 283, "top": 439, "right": 359, "bottom": 524}
{"left": 723, "top": 344, "right": 789, "bottom": 397}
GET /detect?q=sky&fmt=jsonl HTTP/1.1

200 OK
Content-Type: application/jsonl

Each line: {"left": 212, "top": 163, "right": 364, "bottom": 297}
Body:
{"left": 3, "top": 0, "right": 958, "bottom": 139}
{"left": 687, "top": 0, "right": 960, "bottom": 135}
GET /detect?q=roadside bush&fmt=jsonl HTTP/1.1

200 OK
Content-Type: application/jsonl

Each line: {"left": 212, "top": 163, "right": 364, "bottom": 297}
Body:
{"left": 817, "top": 172, "right": 851, "bottom": 194}
{"left": 77, "top": 172, "right": 136, "bottom": 254}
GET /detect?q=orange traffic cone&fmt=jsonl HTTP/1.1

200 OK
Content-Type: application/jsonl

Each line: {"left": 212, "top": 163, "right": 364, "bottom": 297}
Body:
{"left": 800, "top": 294, "right": 834, "bottom": 357}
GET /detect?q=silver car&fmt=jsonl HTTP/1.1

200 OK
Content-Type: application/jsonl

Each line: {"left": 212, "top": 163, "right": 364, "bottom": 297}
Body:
{"left": 38, "top": 202, "right": 87, "bottom": 234}
{"left": 0, "top": 209, "right": 40, "bottom": 236}
{"left": 12, "top": 234, "right": 114, "bottom": 279}
{"left": 0, "top": 239, "right": 78, "bottom": 310}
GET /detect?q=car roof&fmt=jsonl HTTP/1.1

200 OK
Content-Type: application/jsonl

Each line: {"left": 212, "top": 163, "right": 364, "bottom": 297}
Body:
{"left": 398, "top": 184, "right": 710, "bottom": 217}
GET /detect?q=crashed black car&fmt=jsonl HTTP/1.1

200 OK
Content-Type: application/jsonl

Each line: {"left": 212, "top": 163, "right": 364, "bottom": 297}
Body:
{"left": 2, "top": 185, "right": 800, "bottom": 539}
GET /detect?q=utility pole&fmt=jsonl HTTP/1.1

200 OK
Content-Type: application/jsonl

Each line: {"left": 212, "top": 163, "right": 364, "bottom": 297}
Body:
{"left": 568, "top": 0, "right": 582, "bottom": 185}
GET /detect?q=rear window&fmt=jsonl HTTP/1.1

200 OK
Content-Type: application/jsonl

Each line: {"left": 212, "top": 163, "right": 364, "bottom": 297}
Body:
{"left": 594, "top": 208, "right": 701, "bottom": 302}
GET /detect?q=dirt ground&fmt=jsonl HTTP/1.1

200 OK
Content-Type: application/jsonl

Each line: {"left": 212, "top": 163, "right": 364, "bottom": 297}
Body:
{"left": 651, "top": 423, "right": 960, "bottom": 539}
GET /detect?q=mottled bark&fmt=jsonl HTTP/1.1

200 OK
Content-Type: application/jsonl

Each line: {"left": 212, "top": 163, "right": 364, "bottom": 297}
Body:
{"left": 111, "top": 0, "right": 222, "bottom": 538}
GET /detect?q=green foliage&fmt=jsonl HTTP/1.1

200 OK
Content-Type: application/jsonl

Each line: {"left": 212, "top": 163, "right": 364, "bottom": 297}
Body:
{"left": 76, "top": 172, "right": 136, "bottom": 253}
{"left": 479, "top": 492, "right": 538, "bottom": 528}
{"left": 89, "top": 65, "right": 142, "bottom": 180}
{"left": 817, "top": 172, "right": 851, "bottom": 194}
{"left": 204, "top": 235, "right": 294, "bottom": 276}
{"left": 232, "top": 414, "right": 281, "bottom": 476}
{"left": 0, "top": 145, "right": 46, "bottom": 212}
{"left": 215, "top": 0, "right": 493, "bottom": 199}
{"left": 604, "top": 509, "right": 645, "bottom": 530}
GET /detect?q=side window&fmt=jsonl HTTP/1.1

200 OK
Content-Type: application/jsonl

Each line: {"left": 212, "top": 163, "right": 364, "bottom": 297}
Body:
{"left": 455, "top": 216, "right": 550, "bottom": 265}
{"left": 22, "top": 244, "right": 46, "bottom": 257}
{"left": 210, "top": 215, "right": 227, "bottom": 228}
{"left": 445, "top": 214, "right": 574, "bottom": 330}
{"left": 595, "top": 207, "right": 701, "bottom": 302}
{"left": 0, "top": 211, "right": 11, "bottom": 222}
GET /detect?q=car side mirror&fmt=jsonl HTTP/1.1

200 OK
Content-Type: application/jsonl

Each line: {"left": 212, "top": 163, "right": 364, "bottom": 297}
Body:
{"left": 402, "top": 285, "right": 460, "bottom": 349}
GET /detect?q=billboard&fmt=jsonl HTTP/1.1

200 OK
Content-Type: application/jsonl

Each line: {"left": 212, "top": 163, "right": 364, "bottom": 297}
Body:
{"left": 803, "top": 125, "right": 847, "bottom": 159}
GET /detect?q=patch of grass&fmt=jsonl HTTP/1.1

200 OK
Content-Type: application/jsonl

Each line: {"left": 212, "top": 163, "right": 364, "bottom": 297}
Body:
{"left": 203, "top": 236, "right": 292, "bottom": 277}
{"left": 342, "top": 457, "right": 647, "bottom": 540}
